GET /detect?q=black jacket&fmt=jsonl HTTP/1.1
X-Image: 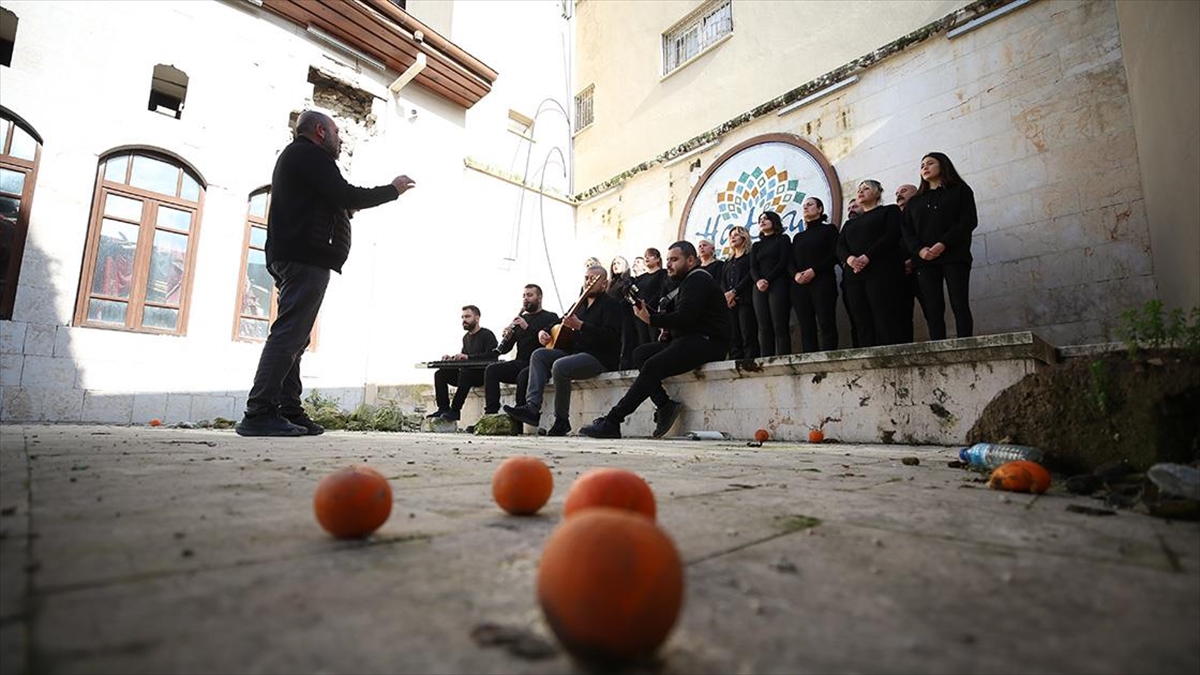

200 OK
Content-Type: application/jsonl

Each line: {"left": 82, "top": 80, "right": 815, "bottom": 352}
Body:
{"left": 790, "top": 220, "right": 839, "bottom": 280}
{"left": 723, "top": 252, "right": 754, "bottom": 303}
{"left": 901, "top": 183, "right": 978, "bottom": 265}
{"left": 265, "top": 137, "right": 399, "bottom": 273}
{"left": 836, "top": 204, "right": 905, "bottom": 278}
{"left": 634, "top": 269, "right": 668, "bottom": 307}
{"left": 650, "top": 267, "right": 731, "bottom": 343}
{"left": 572, "top": 293, "right": 624, "bottom": 370}
{"left": 750, "top": 232, "right": 791, "bottom": 283}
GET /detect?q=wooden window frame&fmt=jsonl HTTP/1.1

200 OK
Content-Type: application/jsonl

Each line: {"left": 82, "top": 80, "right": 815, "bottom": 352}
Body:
{"left": 231, "top": 187, "right": 319, "bottom": 350}
{"left": 73, "top": 151, "right": 205, "bottom": 335}
{"left": 0, "top": 111, "right": 41, "bottom": 320}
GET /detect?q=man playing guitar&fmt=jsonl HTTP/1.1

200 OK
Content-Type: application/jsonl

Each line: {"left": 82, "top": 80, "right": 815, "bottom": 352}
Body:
{"left": 503, "top": 265, "right": 623, "bottom": 437}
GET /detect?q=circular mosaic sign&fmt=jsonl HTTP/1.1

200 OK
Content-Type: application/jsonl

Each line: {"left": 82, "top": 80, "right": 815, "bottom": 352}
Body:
{"left": 678, "top": 133, "right": 841, "bottom": 255}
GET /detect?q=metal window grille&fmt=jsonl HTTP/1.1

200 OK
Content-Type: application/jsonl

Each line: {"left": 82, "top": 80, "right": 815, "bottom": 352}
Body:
{"left": 663, "top": 0, "right": 732, "bottom": 76}
{"left": 574, "top": 85, "right": 595, "bottom": 132}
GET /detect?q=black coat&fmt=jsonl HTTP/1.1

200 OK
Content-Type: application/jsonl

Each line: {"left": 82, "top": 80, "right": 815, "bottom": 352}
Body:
{"left": 901, "top": 183, "right": 979, "bottom": 265}
{"left": 265, "top": 137, "right": 399, "bottom": 273}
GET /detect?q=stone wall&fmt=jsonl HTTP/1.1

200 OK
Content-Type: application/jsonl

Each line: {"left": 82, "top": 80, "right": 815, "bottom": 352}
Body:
{"left": 575, "top": 0, "right": 1158, "bottom": 346}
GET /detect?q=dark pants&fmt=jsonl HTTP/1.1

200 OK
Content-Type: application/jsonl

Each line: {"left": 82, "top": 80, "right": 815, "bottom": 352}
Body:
{"left": 752, "top": 280, "right": 791, "bottom": 356}
{"left": 729, "top": 300, "right": 759, "bottom": 359}
{"left": 606, "top": 336, "right": 729, "bottom": 424}
{"left": 918, "top": 262, "right": 974, "bottom": 340}
{"left": 245, "top": 260, "right": 329, "bottom": 418}
{"left": 791, "top": 273, "right": 839, "bottom": 352}
{"left": 434, "top": 368, "right": 486, "bottom": 412}
{"left": 618, "top": 303, "right": 640, "bottom": 369}
{"left": 484, "top": 359, "right": 529, "bottom": 414}
{"left": 839, "top": 267, "right": 860, "bottom": 348}
{"left": 844, "top": 271, "right": 901, "bottom": 348}
{"left": 896, "top": 269, "right": 922, "bottom": 344}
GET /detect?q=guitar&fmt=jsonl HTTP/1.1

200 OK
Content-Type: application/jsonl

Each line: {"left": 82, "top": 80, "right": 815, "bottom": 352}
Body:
{"left": 624, "top": 282, "right": 672, "bottom": 343}
{"left": 547, "top": 274, "right": 601, "bottom": 350}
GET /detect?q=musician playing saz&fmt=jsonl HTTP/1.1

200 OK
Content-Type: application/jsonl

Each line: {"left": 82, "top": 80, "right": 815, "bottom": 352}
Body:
{"left": 503, "top": 266, "right": 622, "bottom": 437}
{"left": 429, "top": 305, "right": 498, "bottom": 421}
{"left": 580, "top": 241, "right": 731, "bottom": 439}
{"left": 482, "top": 284, "right": 560, "bottom": 418}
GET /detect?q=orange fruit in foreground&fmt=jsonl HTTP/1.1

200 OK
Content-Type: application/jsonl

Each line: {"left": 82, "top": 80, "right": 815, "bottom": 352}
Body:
{"left": 564, "top": 468, "right": 656, "bottom": 521}
{"left": 808, "top": 428, "right": 824, "bottom": 443}
{"left": 754, "top": 429, "right": 770, "bottom": 443}
{"left": 537, "top": 508, "right": 684, "bottom": 663}
{"left": 492, "top": 455, "right": 554, "bottom": 515}
{"left": 149, "top": 419, "right": 162, "bottom": 427}
{"left": 989, "top": 460, "right": 1051, "bottom": 494}
{"left": 313, "top": 466, "right": 393, "bottom": 538}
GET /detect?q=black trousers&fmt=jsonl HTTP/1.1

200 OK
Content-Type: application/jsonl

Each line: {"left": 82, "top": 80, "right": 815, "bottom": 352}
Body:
{"left": 752, "top": 280, "right": 791, "bottom": 356}
{"left": 895, "top": 269, "right": 922, "bottom": 344}
{"left": 843, "top": 270, "right": 902, "bottom": 348}
{"left": 918, "top": 262, "right": 974, "bottom": 340}
{"left": 606, "top": 336, "right": 729, "bottom": 424}
{"left": 839, "top": 267, "right": 860, "bottom": 348}
{"left": 434, "top": 368, "right": 486, "bottom": 412}
{"left": 729, "top": 300, "right": 758, "bottom": 359}
{"left": 618, "top": 303, "right": 640, "bottom": 369}
{"left": 483, "top": 359, "right": 530, "bottom": 414}
{"left": 245, "top": 260, "right": 329, "bottom": 418}
{"left": 790, "top": 273, "right": 839, "bottom": 352}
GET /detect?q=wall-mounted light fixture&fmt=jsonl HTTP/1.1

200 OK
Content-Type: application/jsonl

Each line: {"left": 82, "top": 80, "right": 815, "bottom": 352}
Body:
{"left": 306, "top": 25, "right": 386, "bottom": 71}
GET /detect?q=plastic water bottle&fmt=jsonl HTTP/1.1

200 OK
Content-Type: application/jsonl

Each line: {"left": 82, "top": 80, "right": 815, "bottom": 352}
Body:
{"left": 959, "top": 443, "right": 1044, "bottom": 469}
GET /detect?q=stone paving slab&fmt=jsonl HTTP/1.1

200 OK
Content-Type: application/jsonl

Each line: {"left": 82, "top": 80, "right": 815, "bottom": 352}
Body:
{"left": 0, "top": 424, "right": 1197, "bottom": 674}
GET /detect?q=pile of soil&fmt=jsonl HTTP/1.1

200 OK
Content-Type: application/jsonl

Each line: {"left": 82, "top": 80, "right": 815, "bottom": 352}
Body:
{"left": 968, "top": 350, "right": 1200, "bottom": 475}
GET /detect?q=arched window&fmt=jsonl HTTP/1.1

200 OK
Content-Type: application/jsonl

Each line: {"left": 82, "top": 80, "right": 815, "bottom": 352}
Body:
{"left": 0, "top": 108, "right": 41, "bottom": 320}
{"left": 75, "top": 150, "right": 205, "bottom": 334}
{"left": 233, "top": 187, "right": 319, "bottom": 347}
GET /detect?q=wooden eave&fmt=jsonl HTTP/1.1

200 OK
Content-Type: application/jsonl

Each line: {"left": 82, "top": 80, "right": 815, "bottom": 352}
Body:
{"left": 260, "top": 0, "right": 497, "bottom": 109}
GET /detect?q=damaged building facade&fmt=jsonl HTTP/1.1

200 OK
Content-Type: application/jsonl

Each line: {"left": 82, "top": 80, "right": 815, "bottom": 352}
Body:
{"left": 0, "top": 0, "right": 577, "bottom": 422}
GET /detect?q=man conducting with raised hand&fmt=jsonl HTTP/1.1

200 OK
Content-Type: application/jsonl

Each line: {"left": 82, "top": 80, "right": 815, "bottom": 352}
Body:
{"left": 237, "top": 110, "right": 416, "bottom": 437}
{"left": 580, "top": 241, "right": 730, "bottom": 440}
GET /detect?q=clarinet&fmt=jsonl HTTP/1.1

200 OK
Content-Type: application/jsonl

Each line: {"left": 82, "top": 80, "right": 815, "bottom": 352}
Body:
{"left": 495, "top": 310, "right": 527, "bottom": 354}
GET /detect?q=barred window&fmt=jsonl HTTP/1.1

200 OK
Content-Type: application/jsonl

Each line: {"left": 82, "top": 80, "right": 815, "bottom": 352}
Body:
{"left": 574, "top": 85, "right": 594, "bottom": 133}
{"left": 662, "top": 0, "right": 732, "bottom": 76}
{"left": 74, "top": 151, "right": 204, "bottom": 334}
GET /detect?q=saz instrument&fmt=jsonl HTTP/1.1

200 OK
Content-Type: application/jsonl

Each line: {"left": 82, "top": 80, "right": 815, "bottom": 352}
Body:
{"left": 547, "top": 274, "right": 601, "bottom": 351}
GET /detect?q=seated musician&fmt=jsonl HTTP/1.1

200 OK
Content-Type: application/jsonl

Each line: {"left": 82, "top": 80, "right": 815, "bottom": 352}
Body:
{"left": 482, "top": 284, "right": 560, "bottom": 417}
{"left": 503, "top": 265, "right": 622, "bottom": 437}
{"left": 580, "top": 241, "right": 730, "bottom": 439}
{"left": 429, "top": 305, "right": 498, "bottom": 421}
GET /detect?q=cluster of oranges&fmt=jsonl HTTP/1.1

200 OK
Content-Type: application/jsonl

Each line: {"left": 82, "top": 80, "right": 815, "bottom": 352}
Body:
{"left": 312, "top": 456, "right": 683, "bottom": 664}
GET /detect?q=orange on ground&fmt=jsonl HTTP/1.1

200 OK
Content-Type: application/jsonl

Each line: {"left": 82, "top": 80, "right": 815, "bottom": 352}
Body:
{"left": 537, "top": 508, "right": 684, "bottom": 663}
{"left": 149, "top": 419, "right": 162, "bottom": 427}
{"left": 313, "top": 465, "right": 393, "bottom": 538}
{"left": 492, "top": 455, "right": 554, "bottom": 515}
{"left": 808, "top": 428, "right": 824, "bottom": 443}
{"left": 563, "top": 468, "right": 656, "bottom": 521}
{"left": 989, "top": 460, "right": 1051, "bottom": 494}
{"left": 754, "top": 429, "right": 770, "bottom": 443}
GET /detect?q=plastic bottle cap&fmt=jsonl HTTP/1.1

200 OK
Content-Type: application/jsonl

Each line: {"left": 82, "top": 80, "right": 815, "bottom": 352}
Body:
{"left": 958, "top": 448, "right": 969, "bottom": 462}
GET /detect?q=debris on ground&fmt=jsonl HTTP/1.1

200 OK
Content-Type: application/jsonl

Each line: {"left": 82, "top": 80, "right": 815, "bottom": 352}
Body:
{"left": 901, "top": 457, "right": 920, "bottom": 466}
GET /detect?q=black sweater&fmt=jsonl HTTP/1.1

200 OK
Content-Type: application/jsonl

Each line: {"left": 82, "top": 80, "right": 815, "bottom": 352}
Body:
{"left": 700, "top": 259, "right": 725, "bottom": 288}
{"left": 790, "top": 220, "right": 839, "bottom": 280}
{"left": 634, "top": 269, "right": 668, "bottom": 307}
{"left": 836, "top": 204, "right": 904, "bottom": 277}
{"left": 650, "top": 267, "right": 731, "bottom": 342}
{"left": 265, "top": 137, "right": 400, "bottom": 273}
{"left": 901, "top": 183, "right": 978, "bottom": 265}
{"left": 571, "top": 293, "right": 624, "bottom": 370}
{"left": 750, "top": 232, "right": 791, "bottom": 283}
{"left": 501, "top": 309, "right": 560, "bottom": 362}
{"left": 461, "top": 328, "right": 499, "bottom": 359}
{"left": 723, "top": 252, "right": 754, "bottom": 302}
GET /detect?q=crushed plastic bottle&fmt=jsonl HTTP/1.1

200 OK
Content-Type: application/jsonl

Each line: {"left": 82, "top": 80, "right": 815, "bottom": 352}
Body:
{"left": 1147, "top": 463, "right": 1200, "bottom": 501}
{"left": 959, "top": 442, "right": 1045, "bottom": 470}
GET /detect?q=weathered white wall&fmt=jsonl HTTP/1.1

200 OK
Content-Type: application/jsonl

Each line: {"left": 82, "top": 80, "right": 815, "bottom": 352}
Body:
{"left": 0, "top": 0, "right": 575, "bottom": 422}
{"left": 575, "top": 0, "right": 1159, "bottom": 347}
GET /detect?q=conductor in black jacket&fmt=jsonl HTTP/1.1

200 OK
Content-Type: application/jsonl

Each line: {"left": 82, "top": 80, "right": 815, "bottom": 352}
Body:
{"left": 580, "top": 241, "right": 731, "bottom": 439}
{"left": 237, "top": 110, "right": 415, "bottom": 437}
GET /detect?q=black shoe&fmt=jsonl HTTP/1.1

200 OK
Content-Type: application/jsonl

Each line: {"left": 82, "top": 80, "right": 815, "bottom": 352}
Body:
{"left": 283, "top": 413, "right": 325, "bottom": 436}
{"left": 236, "top": 413, "right": 306, "bottom": 437}
{"left": 426, "top": 409, "right": 450, "bottom": 419}
{"left": 652, "top": 399, "right": 683, "bottom": 438}
{"left": 503, "top": 403, "right": 540, "bottom": 427}
{"left": 440, "top": 409, "right": 461, "bottom": 422}
{"left": 547, "top": 419, "right": 571, "bottom": 437}
{"left": 579, "top": 417, "right": 621, "bottom": 439}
